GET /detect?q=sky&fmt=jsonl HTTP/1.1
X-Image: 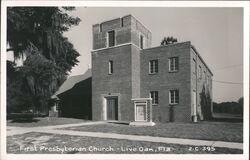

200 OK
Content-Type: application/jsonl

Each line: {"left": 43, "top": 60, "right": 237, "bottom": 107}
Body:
{"left": 63, "top": 7, "right": 243, "bottom": 103}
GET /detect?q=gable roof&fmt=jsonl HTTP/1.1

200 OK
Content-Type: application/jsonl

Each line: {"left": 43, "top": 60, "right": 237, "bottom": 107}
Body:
{"left": 51, "top": 69, "right": 92, "bottom": 99}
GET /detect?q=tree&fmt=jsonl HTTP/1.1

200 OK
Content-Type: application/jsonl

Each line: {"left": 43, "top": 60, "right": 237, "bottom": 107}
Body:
{"left": 212, "top": 97, "right": 243, "bottom": 115}
{"left": 238, "top": 97, "right": 243, "bottom": 115}
{"left": 7, "top": 7, "right": 81, "bottom": 114}
{"left": 160, "top": 36, "right": 178, "bottom": 46}
{"left": 200, "top": 85, "right": 212, "bottom": 120}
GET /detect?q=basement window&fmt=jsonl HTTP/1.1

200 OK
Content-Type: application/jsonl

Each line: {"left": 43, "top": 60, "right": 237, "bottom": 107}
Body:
{"left": 169, "top": 90, "right": 179, "bottom": 105}
{"left": 150, "top": 91, "right": 159, "bottom": 105}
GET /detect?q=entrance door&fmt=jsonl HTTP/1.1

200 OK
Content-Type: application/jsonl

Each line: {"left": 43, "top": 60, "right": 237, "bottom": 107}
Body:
{"left": 107, "top": 97, "right": 118, "bottom": 120}
{"left": 136, "top": 104, "right": 146, "bottom": 121}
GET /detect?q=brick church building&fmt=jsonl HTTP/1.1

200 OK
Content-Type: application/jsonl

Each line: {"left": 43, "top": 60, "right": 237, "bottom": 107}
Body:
{"left": 91, "top": 15, "right": 212, "bottom": 123}
{"left": 54, "top": 15, "right": 213, "bottom": 123}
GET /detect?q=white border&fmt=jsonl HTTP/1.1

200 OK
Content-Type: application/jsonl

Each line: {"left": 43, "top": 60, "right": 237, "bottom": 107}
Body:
{"left": 1, "top": 1, "right": 249, "bottom": 160}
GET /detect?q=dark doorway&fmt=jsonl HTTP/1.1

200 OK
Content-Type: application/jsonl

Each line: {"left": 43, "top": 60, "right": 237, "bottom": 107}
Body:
{"left": 107, "top": 97, "right": 118, "bottom": 120}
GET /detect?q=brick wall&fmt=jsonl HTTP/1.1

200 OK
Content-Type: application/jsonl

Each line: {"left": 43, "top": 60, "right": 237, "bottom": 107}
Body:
{"left": 190, "top": 47, "right": 213, "bottom": 120}
{"left": 93, "top": 15, "right": 152, "bottom": 50}
{"left": 92, "top": 44, "right": 139, "bottom": 121}
{"left": 140, "top": 42, "right": 192, "bottom": 122}
{"left": 91, "top": 15, "right": 212, "bottom": 123}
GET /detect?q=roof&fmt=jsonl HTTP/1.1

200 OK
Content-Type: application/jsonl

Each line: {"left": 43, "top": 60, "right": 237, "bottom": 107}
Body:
{"left": 51, "top": 69, "right": 92, "bottom": 99}
{"left": 141, "top": 41, "right": 191, "bottom": 51}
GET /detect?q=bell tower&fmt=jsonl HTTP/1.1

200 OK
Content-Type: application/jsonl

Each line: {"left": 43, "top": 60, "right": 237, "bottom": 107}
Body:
{"left": 92, "top": 15, "right": 152, "bottom": 50}
{"left": 91, "top": 15, "right": 152, "bottom": 121}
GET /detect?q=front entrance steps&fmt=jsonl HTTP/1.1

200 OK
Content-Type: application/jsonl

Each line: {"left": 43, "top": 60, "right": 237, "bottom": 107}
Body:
{"left": 129, "top": 121, "right": 155, "bottom": 126}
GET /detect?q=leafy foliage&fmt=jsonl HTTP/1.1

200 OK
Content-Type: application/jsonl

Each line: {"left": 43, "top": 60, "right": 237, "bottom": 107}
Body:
{"left": 7, "top": 61, "right": 32, "bottom": 113}
{"left": 200, "top": 85, "right": 212, "bottom": 120}
{"left": 7, "top": 7, "right": 81, "bottom": 114}
{"left": 213, "top": 97, "right": 243, "bottom": 115}
{"left": 160, "top": 36, "right": 178, "bottom": 46}
{"left": 7, "top": 7, "right": 80, "bottom": 68}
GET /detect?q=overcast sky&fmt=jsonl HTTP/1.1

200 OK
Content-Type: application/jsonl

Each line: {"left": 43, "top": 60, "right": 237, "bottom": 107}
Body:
{"left": 64, "top": 7, "right": 243, "bottom": 103}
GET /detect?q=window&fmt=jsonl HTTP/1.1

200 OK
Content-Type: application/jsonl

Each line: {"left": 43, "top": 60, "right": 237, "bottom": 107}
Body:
{"left": 169, "top": 57, "right": 179, "bottom": 72}
{"left": 140, "top": 35, "right": 144, "bottom": 49}
{"left": 199, "top": 65, "right": 202, "bottom": 79}
{"left": 150, "top": 91, "right": 159, "bottom": 105}
{"left": 108, "top": 60, "right": 113, "bottom": 74}
{"left": 108, "top": 30, "right": 115, "bottom": 47}
{"left": 192, "top": 59, "right": 196, "bottom": 74}
{"left": 121, "top": 18, "right": 124, "bottom": 27}
{"left": 56, "top": 103, "right": 59, "bottom": 111}
{"left": 169, "top": 90, "right": 179, "bottom": 104}
{"left": 149, "top": 60, "right": 158, "bottom": 74}
{"left": 99, "top": 23, "right": 102, "bottom": 32}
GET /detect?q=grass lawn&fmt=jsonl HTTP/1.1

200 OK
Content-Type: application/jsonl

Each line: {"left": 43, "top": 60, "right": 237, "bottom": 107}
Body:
{"left": 7, "top": 117, "right": 88, "bottom": 127}
{"left": 7, "top": 132, "right": 242, "bottom": 154}
{"left": 62, "top": 121, "right": 243, "bottom": 142}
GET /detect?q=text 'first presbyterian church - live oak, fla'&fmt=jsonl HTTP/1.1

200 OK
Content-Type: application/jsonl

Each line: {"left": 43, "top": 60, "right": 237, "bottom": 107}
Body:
{"left": 53, "top": 15, "right": 213, "bottom": 124}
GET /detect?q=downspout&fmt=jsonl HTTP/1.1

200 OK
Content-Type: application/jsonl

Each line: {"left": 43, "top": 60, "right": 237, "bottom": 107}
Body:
{"left": 194, "top": 51, "right": 198, "bottom": 123}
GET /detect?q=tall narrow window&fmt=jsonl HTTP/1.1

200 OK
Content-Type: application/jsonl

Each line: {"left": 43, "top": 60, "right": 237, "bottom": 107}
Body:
{"left": 150, "top": 91, "right": 159, "bottom": 105}
{"left": 169, "top": 57, "right": 179, "bottom": 72}
{"left": 149, "top": 60, "right": 158, "bottom": 74}
{"left": 121, "top": 18, "right": 124, "bottom": 27}
{"left": 192, "top": 59, "right": 196, "bottom": 74}
{"left": 108, "top": 31, "right": 115, "bottom": 47}
{"left": 99, "top": 23, "right": 102, "bottom": 32}
{"left": 169, "top": 90, "right": 179, "bottom": 104}
{"left": 199, "top": 65, "right": 202, "bottom": 79}
{"left": 140, "top": 35, "right": 144, "bottom": 49}
{"left": 108, "top": 60, "right": 113, "bottom": 74}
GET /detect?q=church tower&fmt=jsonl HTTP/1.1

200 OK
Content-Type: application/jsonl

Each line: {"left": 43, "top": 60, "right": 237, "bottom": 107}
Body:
{"left": 91, "top": 15, "right": 152, "bottom": 121}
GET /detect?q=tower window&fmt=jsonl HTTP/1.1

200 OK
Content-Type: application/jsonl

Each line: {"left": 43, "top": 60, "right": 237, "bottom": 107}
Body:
{"left": 108, "top": 31, "right": 115, "bottom": 47}
{"left": 99, "top": 23, "right": 102, "bottom": 32}
{"left": 121, "top": 18, "right": 124, "bottom": 27}
{"left": 108, "top": 60, "right": 113, "bottom": 74}
{"left": 140, "top": 35, "right": 144, "bottom": 49}
{"left": 149, "top": 60, "right": 158, "bottom": 74}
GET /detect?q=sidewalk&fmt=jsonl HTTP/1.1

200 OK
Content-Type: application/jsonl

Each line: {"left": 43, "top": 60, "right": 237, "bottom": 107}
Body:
{"left": 7, "top": 122, "right": 243, "bottom": 150}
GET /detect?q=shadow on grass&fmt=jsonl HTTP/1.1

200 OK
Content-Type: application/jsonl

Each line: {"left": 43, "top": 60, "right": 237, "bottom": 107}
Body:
{"left": 9, "top": 118, "right": 40, "bottom": 123}
{"left": 107, "top": 121, "right": 130, "bottom": 125}
{"left": 209, "top": 117, "right": 243, "bottom": 123}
